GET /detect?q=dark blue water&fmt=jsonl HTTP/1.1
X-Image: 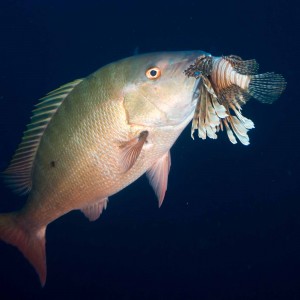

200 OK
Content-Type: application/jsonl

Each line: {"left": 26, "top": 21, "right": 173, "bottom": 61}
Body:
{"left": 0, "top": 1, "right": 299, "bottom": 299}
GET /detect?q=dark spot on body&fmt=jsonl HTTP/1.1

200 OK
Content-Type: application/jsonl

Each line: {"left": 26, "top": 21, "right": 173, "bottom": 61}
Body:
{"left": 50, "top": 161, "right": 56, "bottom": 168}
{"left": 139, "top": 130, "right": 149, "bottom": 141}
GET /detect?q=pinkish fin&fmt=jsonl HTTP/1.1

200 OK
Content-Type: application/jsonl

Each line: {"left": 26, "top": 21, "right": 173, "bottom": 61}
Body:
{"left": 146, "top": 151, "right": 171, "bottom": 207}
{"left": 81, "top": 198, "right": 108, "bottom": 221}
{"left": 119, "top": 131, "right": 148, "bottom": 173}
{"left": 0, "top": 212, "right": 47, "bottom": 286}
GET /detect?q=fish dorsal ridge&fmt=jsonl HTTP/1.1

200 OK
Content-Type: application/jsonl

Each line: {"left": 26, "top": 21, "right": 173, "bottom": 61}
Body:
{"left": 3, "top": 79, "right": 83, "bottom": 195}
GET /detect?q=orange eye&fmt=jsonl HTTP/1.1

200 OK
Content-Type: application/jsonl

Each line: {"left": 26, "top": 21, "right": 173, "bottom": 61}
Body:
{"left": 146, "top": 67, "right": 161, "bottom": 80}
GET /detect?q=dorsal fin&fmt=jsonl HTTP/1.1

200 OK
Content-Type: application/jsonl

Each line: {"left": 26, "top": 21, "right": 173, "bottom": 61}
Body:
{"left": 3, "top": 79, "right": 83, "bottom": 195}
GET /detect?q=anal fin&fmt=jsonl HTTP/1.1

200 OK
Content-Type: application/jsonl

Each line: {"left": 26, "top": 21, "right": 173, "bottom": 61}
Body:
{"left": 146, "top": 151, "right": 171, "bottom": 207}
{"left": 81, "top": 198, "right": 108, "bottom": 221}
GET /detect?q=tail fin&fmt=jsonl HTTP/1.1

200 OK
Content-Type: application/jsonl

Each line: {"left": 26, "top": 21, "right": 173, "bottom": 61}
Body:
{"left": 0, "top": 212, "right": 47, "bottom": 286}
{"left": 248, "top": 72, "right": 286, "bottom": 104}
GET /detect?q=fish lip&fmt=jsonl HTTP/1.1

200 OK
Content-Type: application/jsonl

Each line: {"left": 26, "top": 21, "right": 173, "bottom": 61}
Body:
{"left": 191, "top": 77, "right": 201, "bottom": 102}
{"left": 164, "top": 76, "right": 201, "bottom": 126}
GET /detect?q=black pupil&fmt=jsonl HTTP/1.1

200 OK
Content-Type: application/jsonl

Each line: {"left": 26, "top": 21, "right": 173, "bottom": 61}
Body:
{"left": 150, "top": 69, "right": 157, "bottom": 77}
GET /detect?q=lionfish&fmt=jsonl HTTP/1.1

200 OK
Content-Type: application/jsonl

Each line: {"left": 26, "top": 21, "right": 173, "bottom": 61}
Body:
{"left": 184, "top": 54, "right": 286, "bottom": 145}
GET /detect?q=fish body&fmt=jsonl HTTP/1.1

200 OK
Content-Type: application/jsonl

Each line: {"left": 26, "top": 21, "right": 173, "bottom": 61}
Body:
{"left": 184, "top": 54, "right": 286, "bottom": 144}
{"left": 0, "top": 51, "right": 205, "bottom": 285}
{"left": 0, "top": 51, "right": 286, "bottom": 286}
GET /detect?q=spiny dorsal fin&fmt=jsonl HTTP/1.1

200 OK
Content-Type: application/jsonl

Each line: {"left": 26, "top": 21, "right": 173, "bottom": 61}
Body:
{"left": 3, "top": 79, "right": 83, "bottom": 195}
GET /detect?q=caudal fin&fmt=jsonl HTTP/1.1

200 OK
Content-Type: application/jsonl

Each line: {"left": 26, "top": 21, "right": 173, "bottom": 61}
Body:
{"left": 0, "top": 212, "right": 47, "bottom": 286}
{"left": 248, "top": 72, "right": 286, "bottom": 104}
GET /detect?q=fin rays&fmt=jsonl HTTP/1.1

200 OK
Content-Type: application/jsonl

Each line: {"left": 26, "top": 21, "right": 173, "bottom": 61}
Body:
{"left": 119, "top": 131, "right": 149, "bottom": 173}
{"left": 147, "top": 151, "right": 171, "bottom": 207}
{"left": 249, "top": 72, "right": 286, "bottom": 103}
{"left": 191, "top": 77, "right": 254, "bottom": 145}
{"left": 3, "top": 79, "right": 83, "bottom": 195}
{"left": 185, "top": 53, "right": 286, "bottom": 145}
{"left": 81, "top": 198, "right": 108, "bottom": 221}
{"left": 0, "top": 213, "right": 47, "bottom": 286}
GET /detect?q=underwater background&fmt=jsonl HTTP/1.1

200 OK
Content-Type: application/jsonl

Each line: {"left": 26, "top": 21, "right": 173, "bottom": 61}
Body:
{"left": 0, "top": 0, "right": 299, "bottom": 299}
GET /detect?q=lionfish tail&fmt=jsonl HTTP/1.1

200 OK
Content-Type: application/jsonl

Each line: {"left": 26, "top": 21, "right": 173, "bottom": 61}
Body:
{"left": 248, "top": 72, "right": 287, "bottom": 104}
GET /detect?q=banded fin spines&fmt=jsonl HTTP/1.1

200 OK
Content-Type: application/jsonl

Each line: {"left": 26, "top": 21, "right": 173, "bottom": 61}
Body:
{"left": 184, "top": 53, "right": 286, "bottom": 145}
{"left": 223, "top": 55, "right": 259, "bottom": 75}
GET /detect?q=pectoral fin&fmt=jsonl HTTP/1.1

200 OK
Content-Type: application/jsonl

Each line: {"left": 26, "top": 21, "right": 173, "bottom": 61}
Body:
{"left": 119, "top": 131, "right": 148, "bottom": 173}
{"left": 146, "top": 151, "right": 171, "bottom": 207}
{"left": 81, "top": 198, "right": 108, "bottom": 221}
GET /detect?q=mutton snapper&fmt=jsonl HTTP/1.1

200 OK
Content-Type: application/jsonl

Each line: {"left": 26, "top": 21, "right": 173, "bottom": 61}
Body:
{"left": 0, "top": 51, "right": 285, "bottom": 286}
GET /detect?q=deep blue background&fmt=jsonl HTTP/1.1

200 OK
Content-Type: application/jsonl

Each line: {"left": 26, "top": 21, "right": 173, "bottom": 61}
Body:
{"left": 0, "top": 0, "right": 299, "bottom": 299}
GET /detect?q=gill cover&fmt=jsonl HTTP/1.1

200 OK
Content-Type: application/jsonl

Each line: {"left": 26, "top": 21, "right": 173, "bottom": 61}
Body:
{"left": 123, "top": 82, "right": 168, "bottom": 127}
{"left": 122, "top": 60, "right": 175, "bottom": 127}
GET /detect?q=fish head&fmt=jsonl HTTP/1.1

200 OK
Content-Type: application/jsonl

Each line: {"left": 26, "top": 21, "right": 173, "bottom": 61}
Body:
{"left": 119, "top": 51, "right": 209, "bottom": 128}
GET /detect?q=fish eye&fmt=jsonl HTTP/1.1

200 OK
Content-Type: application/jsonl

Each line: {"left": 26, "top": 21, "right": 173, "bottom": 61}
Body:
{"left": 146, "top": 67, "right": 161, "bottom": 80}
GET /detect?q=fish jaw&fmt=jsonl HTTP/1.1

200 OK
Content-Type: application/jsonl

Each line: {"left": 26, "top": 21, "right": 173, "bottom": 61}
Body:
{"left": 122, "top": 51, "right": 209, "bottom": 128}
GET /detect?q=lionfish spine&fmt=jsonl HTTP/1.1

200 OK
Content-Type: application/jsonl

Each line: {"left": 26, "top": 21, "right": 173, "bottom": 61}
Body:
{"left": 211, "top": 57, "right": 250, "bottom": 90}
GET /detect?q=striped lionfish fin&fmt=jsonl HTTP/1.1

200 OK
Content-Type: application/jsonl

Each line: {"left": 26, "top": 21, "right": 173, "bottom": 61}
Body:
{"left": 191, "top": 76, "right": 254, "bottom": 145}
{"left": 185, "top": 53, "right": 286, "bottom": 145}
{"left": 248, "top": 72, "right": 287, "bottom": 104}
{"left": 191, "top": 76, "right": 228, "bottom": 140}
{"left": 223, "top": 55, "right": 259, "bottom": 75}
{"left": 3, "top": 79, "right": 83, "bottom": 195}
{"left": 218, "top": 85, "right": 251, "bottom": 106}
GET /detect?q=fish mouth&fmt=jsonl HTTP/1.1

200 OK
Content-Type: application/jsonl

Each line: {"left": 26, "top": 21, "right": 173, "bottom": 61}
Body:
{"left": 169, "top": 52, "right": 208, "bottom": 98}
{"left": 177, "top": 52, "right": 207, "bottom": 102}
{"left": 183, "top": 53, "right": 256, "bottom": 145}
{"left": 157, "top": 52, "right": 206, "bottom": 127}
